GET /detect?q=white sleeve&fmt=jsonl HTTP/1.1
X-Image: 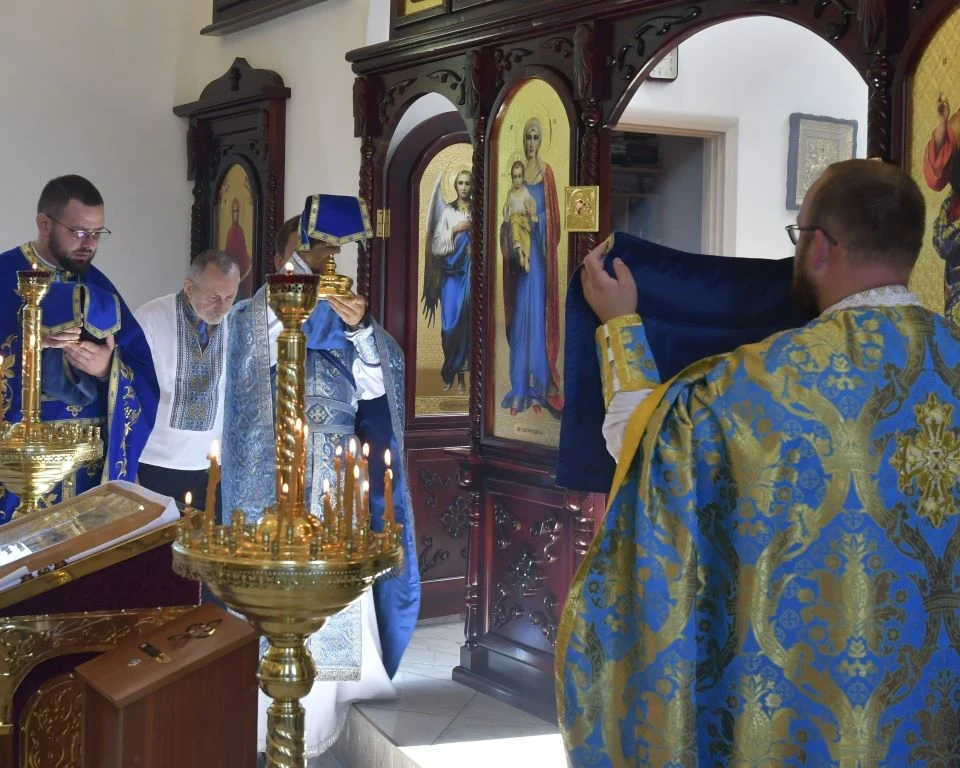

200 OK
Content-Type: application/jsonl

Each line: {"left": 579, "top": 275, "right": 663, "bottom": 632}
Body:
{"left": 601, "top": 389, "right": 652, "bottom": 462}
{"left": 345, "top": 324, "right": 386, "bottom": 402}
{"left": 431, "top": 209, "right": 456, "bottom": 255}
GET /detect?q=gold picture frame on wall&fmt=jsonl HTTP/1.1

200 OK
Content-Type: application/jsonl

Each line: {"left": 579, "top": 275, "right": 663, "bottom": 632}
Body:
{"left": 491, "top": 78, "right": 571, "bottom": 449}
{"left": 399, "top": 0, "right": 445, "bottom": 17}
{"left": 564, "top": 186, "right": 600, "bottom": 232}
{"left": 786, "top": 113, "right": 858, "bottom": 211}
{"left": 906, "top": 6, "right": 960, "bottom": 324}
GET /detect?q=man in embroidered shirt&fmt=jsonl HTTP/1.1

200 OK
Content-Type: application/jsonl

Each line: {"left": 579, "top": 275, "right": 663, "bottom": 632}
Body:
{"left": 558, "top": 159, "right": 960, "bottom": 766}
{"left": 0, "top": 175, "right": 159, "bottom": 522}
{"left": 134, "top": 249, "right": 240, "bottom": 512}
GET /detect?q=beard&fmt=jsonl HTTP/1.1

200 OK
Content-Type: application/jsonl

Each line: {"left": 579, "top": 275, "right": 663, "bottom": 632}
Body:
{"left": 50, "top": 231, "right": 95, "bottom": 276}
{"left": 790, "top": 261, "right": 820, "bottom": 319}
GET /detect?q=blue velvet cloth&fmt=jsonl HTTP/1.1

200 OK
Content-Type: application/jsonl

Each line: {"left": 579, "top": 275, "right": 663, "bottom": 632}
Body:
{"left": 0, "top": 245, "right": 159, "bottom": 522}
{"left": 556, "top": 233, "right": 811, "bottom": 493}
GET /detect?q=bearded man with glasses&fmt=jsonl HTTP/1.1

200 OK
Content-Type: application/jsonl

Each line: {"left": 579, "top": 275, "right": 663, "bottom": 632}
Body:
{"left": 0, "top": 174, "right": 159, "bottom": 523}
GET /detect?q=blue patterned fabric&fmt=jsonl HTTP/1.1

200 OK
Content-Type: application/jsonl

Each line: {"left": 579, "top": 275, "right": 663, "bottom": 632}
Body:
{"left": 557, "top": 233, "right": 810, "bottom": 493}
{"left": 559, "top": 304, "right": 960, "bottom": 767}
{"left": 0, "top": 244, "right": 159, "bottom": 522}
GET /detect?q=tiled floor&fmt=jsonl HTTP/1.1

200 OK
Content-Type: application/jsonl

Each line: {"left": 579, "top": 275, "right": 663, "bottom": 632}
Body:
{"left": 331, "top": 619, "right": 567, "bottom": 768}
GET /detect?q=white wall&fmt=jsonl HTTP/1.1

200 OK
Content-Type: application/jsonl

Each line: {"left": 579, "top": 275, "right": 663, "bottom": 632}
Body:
{"left": 0, "top": 0, "right": 193, "bottom": 309}
{"left": 618, "top": 16, "right": 868, "bottom": 260}
{"left": 177, "top": 0, "right": 379, "bottom": 280}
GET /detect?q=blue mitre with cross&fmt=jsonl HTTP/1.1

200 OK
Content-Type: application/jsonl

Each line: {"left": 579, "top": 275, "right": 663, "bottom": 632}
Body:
{"left": 297, "top": 194, "right": 373, "bottom": 249}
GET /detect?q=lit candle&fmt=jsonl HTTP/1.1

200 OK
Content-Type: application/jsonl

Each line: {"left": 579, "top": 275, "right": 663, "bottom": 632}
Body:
{"left": 284, "top": 260, "right": 294, "bottom": 273}
{"left": 184, "top": 491, "right": 193, "bottom": 513}
{"left": 344, "top": 441, "right": 355, "bottom": 532}
{"left": 361, "top": 442, "right": 370, "bottom": 488}
{"left": 322, "top": 478, "right": 333, "bottom": 528}
{"left": 334, "top": 446, "right": 343, "bottom": 537}
{"left": 351, "top": 464, "right": 360, "bottom": 543}
{"left": 384, "top": 449, "right": 395, "bottom": 527}
{"left": 361, "top": 479, "right": 370, "bottom": 543}
{"left": 205, "top": 440, "right": 220, "bottom": 528}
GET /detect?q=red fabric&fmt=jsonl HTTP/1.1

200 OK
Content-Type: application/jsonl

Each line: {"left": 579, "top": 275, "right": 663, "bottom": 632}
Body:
{"left": 924, "top": 117, "right": 960, "bottom": 221}
{"left": 542, "top": 165, "right": 564, "bottom": 410}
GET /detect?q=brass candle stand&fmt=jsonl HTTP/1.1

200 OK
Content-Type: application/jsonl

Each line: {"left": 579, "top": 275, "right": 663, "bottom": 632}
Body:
{"left": 172, "top": 272, "right": 403, "bottom": 768}
{"left": 0, "top": 271, "right": 103, "bottom": 517}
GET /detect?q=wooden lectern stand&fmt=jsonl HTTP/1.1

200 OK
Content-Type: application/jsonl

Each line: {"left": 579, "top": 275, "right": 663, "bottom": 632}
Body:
{"left": 76, "top": 603, "right": 259, "bottom": 768}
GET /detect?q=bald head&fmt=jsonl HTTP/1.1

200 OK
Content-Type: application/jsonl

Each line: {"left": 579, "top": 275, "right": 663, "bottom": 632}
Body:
{"left": 803, "top": 159, "right": 925, "bottom": 271}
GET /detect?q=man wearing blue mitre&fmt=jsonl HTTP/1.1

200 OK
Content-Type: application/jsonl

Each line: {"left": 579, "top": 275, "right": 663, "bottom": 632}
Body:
{"left": 221, "top": 193, "right": 420, "bottom": 759}
{"left": 558, "top": 159, "right": 960, "bottom": 766}
{"left": 0, "top": 175, "right": 159, "bottom": 523}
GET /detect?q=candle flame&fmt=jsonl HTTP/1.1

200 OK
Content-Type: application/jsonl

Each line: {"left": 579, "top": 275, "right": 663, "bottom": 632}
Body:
{"left": 387, "top": 468, "right": 393, "bottom": 481}
{"left": 209, "top": 439, "right": 220, "bottom": 461}
{"left": 335, "top": 445, "right": 343, "bottom": 457}
{"left": 349, "top": 437, "right": 357, "bottom": 455}
{"left": 362, "top": 480, "right": 369, "bottom": 493}
{"left": 282, "top": 482, "right": 289, "bottom": 495}
{"left": 303, "top": 424, "right": 309, "bottom": 440}
{"left": 362, "top": 443, "right": 369, "bottom": 458}
{"left": 323, "top": 478, "right": 330, "bottom": 494}
{"left": 184, "top": 491, "right": 192, "bottom": 506}
{"left": 284, "top": 260, "right": 294, "bottom": 273}
{"left": 384, "top": 448, "right": 391, "bottom": 467}
{"left": 353, "top": 465, "right": 360, "bottom": 479}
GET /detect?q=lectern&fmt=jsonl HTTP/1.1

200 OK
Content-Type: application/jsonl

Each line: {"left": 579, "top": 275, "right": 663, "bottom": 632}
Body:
{"left": 77, "top": 603, "right": 258, "bottom": 768}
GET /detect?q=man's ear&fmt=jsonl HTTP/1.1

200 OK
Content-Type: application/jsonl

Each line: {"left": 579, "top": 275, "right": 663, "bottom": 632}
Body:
{"left": 36, "top": 212, "right": 51, "bottom": 236}
{"left": 183, "top": 278, "right": 193, "bottom": 297}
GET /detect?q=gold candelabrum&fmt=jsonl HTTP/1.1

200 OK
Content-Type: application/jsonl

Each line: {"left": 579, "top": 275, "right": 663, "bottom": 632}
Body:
{"left": 172, "top": 272, "right": 402, "bottom": 768}
{"left": 0, "top": 271, "right": 103, "bottom": 517}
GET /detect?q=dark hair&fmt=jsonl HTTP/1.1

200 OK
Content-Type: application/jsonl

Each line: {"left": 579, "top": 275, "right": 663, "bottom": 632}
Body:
{"left": 275, "top": 215, "right": 301, "bottom": 255}
{"left": 808, "top": 159, "right": 926, "bottom": 270}
{"left": 510, "top": 161, "right": 525, "bottom": 176}
{"left": 37, "top": 175, "right": 104, "bottom": 219}
{"left": 188, "top": 249, "right": 238, "bottom": 280}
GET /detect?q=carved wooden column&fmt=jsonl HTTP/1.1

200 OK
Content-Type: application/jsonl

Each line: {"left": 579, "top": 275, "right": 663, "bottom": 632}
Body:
{"left": 860, "top": 1, "right": 892, "bottom": 159}
{"left": 354, "top": 75, "right": 379, "bottom": 300}
{"left": 574, "top": 23, "right": 603, "bottom": 263}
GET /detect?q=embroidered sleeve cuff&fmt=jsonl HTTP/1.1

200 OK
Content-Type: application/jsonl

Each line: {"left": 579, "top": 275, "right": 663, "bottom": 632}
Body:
{"left": 595, "top": 313, "right": 660, "bottom": 408}
{"left": 345, "top": 322, "right": 380, "bottom": 366}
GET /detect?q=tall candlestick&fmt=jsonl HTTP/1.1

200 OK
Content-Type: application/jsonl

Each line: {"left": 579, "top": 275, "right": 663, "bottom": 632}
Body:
{"left": 350, "top": 465, "right": 360, "bottom": 545}
{"left": 384, "top": 448, "right": 395, "bottom": 527}
{"left": 360, "top": 443, "right": 370, "bottom": 489}
{"left": 334, "top": 446, "right": 343, "bottom": 538}
{"left": 322, "top": 478, "right": 333, "bottom": 530}
{"left": 205, "top": 440, "right": 220, "bottom": 528}
{"left": 344, "top": 442, "right": 355, "bottom": 536}
{"left": 361, "top": 480, "right": 370, "bottom": 545}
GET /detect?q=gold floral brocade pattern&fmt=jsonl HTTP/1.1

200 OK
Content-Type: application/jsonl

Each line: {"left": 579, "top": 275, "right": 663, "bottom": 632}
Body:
{"left": 558, "top": 305, "right": 960, "bottom": 767}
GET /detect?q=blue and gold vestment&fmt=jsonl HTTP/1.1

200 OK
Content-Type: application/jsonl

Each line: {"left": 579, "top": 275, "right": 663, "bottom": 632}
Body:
{"left": 559, "top": 302, "right": 960, "bottom": 767}
{"left": 0, "top": 244, "right": 159, "bottom": 523}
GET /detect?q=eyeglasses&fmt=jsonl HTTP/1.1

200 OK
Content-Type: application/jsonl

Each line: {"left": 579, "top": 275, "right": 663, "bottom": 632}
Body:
{"left": 785, "top": 225, "right": 837, "bottom": 246}
{"left": 48, "top": 216, "right": 111, "bottom": 243}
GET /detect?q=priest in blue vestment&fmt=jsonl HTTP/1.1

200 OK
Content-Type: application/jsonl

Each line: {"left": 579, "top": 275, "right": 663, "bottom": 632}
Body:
{"left": 0, "top": 175, "right": 159, "bottom": 523}
{"left": 221, "top": 194, "right": 419, "bottom": 758}
{"left": 558, "top": 159, "right": 960, "bottom": 766}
